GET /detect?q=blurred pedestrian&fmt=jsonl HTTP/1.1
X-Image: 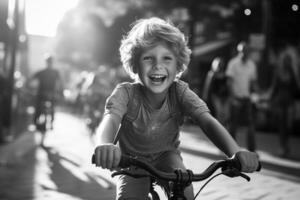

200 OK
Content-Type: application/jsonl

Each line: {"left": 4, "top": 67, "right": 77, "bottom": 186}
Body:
{"left": 84, "top": 66, "right": 116, "bottom": 135}
{"left": 226, "top": 41, "right": 258, "bottom": 152}
{"left": 74, "top": 71, "right": 93, "bottom": 115}
{"left": 0, "top": 68, "right": 8, "bottom": 143}
{"left": 278, "top": 41, "right": 300, "bottom": 89}
{"left": 28, "top": 54, "right": 63, "bottom": 129}
{"left": 203, "top": 57, "right": 230, "bottom": 127}
{"left": 267, "top": 42, "right": 300, "bottom": 157}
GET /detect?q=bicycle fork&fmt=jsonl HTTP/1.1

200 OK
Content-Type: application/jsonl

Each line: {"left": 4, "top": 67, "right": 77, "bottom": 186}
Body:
{"left": 169, "top": 182, "right": 188, "bottom": 200}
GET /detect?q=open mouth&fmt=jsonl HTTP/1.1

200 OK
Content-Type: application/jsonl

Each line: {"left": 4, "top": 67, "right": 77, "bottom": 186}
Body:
{"left": 149, "top": 74, "right": 167, "bottom": 83}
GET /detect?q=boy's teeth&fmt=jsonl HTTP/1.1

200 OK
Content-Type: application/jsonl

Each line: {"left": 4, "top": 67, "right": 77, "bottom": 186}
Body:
{"left": 150, "top": 75, "right": 164, "bottom": 78}
{"left": 149, "top": 74, "right": 166, "bottom": 82}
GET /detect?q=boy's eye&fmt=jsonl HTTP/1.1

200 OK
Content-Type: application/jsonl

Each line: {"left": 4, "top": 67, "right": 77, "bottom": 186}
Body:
{"left": 142, "top": 56, "right": 153, "bottom": 61}
{"left": 163, "top": 56, "right": 173, "bottom": 61}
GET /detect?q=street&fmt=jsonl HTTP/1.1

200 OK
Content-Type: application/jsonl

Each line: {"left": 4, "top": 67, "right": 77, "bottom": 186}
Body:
{"left": 0, "top": 110, "right": 300, "bottom": 200}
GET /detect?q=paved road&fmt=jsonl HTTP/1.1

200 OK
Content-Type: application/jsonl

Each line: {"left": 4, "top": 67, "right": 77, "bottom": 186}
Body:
{"left": 0, "top": 111, "right": 299, "bottom": 200}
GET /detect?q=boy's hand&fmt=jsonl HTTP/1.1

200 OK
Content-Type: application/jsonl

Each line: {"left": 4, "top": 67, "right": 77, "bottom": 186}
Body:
{"left": 94, "top": 144, "right": 121, "bottom": 170}
{"left": 234, "top": 151, "right": 260, "bottom": 173}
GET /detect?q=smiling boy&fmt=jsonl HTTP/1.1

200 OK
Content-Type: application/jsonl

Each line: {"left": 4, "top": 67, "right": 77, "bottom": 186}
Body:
{"left": 93, "top": 17, "right": 259, "bottom": 200}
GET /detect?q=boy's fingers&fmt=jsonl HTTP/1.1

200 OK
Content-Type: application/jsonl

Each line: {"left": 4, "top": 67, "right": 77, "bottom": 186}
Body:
{"left": 249, "top": 153, "right": 259, "bottom": 171}
{"left": 94, "top": 149, "right": 101, "bottom": 166}
{"left": 236, "top": 151, "right": 257, "bottom": 172}
{"left": 243, "top": 153, "right": 259, "bottom": 172}
{"left": 93, "top": 145, "right": 121, "bottom": 170}
{"left": 100, "top": 148, "right": 107, "bottom": 169}
{"left": 112, "top": 148, "right": 121, "bottom": 168}
{"left": 106, "top": 147, "right": 114, "bottom": 169}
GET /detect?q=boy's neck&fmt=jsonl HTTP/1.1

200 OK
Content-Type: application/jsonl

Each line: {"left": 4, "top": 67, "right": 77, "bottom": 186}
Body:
{"left": 142, "top": 87, "right": 168, "bottom": 109}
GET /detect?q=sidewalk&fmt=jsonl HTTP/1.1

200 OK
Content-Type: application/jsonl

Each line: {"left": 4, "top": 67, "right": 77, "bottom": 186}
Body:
{"left": 180, "top": 125, "right": 300, "bottom": 177}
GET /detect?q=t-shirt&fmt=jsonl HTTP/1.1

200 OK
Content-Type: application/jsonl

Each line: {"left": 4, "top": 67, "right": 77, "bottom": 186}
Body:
{"left": 226, "top": 56, "right": 257, "bottom": 98}
{"left": 104, "top": 80, "right": 209, "bottom": 159}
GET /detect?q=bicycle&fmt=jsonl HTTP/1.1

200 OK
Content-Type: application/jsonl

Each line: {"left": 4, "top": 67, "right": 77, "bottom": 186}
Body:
{"left": 34, "top": 98, "right": 54, "bottom": 147}
{"left": 92, "top": 154, "right": 261, "bottom": 200}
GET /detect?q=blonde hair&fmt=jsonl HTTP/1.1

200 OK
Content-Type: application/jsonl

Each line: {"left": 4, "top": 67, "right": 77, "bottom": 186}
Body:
{"left": 119, "top": 17, "right": 191, "bottom": 80}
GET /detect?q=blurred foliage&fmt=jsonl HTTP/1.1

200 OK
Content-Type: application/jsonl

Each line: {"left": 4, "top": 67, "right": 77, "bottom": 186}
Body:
{"left": 54, "top": 0, "right": 256, "bottom": 71}
{"left": 54, "top": 0, "right": 194, "bottom": 70}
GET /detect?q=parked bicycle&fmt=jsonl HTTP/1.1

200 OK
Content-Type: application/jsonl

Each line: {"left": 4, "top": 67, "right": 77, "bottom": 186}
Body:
{"left": 92, "top": 154, "right": 261, "bottom": 200}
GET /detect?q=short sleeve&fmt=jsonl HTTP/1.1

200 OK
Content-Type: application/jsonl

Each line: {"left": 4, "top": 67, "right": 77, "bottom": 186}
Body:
{"left": 176, "top": 80, "right": 210, "bottom": 118}
{"left": 104, "top": 83, "right": 130, "bottom": 119}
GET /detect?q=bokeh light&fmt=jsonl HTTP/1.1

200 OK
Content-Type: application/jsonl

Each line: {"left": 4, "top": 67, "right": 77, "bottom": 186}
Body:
{"left": 244, "top": 8, "right": 251, "bottom": 16}
{"left": 291, "top": 4, "right": 299, "bottom": 12}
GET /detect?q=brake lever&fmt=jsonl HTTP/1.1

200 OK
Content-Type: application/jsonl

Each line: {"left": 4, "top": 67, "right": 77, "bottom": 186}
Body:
{"left": 239, "top": 172, "right": 251, "bottom": 182}
{"left": 222, "top": 168, "right": 250, "bottom": 182}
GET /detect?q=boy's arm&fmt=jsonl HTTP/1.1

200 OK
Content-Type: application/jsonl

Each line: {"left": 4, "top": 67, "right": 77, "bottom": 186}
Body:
{"left": 194, "top": 112, "right": 260, "bottom": 173}
{"left": 94, "top": 113, "right": 122, "bottom": 169}
{"left": 96, "top": 113, "right": 121, "bottom": 144}
{"left": 194, "top": 112, "right": 240, "bottom": 157}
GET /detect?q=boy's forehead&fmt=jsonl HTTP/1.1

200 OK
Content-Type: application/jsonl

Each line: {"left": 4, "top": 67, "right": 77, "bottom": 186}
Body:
{"left": 141, "top": 41, "right": 174, "bottom": 52}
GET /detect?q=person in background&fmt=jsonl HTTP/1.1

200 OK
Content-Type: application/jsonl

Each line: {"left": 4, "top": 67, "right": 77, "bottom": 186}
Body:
{"left": 278, "top": 41, "right": 300, "bottom": 88}
{"left": 226, "top": 41, "right": 258, "bottom": 152}
{"left": 29, "top": 54, "right": 62, "bottom": 129}
{"left": 203, "top": 57, "right": 230, "bottom": 127}
{"left": 267, "top": 41, "right": 300, "bottom": 157}
{"left": 0, "top": 68, "right": 8, "bottom": 143}
{"left": 93, "top": 18, "right": 260, "bottom": 200}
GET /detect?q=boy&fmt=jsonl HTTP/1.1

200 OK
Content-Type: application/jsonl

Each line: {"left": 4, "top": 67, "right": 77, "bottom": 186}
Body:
{"left": 94, "top": 17, "right": 259, "bottom": 200}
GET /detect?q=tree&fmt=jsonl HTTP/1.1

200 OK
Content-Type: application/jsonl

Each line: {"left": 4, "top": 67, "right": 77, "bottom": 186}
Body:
{"left": 55, "top": 9, "right": 109, "bottom": 70}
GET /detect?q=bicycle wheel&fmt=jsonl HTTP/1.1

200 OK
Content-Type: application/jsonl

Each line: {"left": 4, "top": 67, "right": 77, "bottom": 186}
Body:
{"left": 36, "top": 113, "right": 47, "bottom": 132}
{"left": 149, "top": 190, "right": 160, "bottom": 200}
{"left": 149, "top": 181, "right": 160, "bottom": 200}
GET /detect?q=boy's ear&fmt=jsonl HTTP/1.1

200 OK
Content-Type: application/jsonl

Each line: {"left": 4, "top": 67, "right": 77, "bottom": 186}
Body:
{"left": 176, "top": 65, "right": 182, "bottom": 74}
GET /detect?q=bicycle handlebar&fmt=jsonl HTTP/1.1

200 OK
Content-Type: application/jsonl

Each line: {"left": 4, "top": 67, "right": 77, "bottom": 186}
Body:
{"left": 92, "top": 154, "right": 261, "bottom": 183}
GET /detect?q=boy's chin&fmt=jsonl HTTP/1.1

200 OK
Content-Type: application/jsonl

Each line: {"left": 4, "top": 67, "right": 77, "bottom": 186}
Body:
{"left": 146, "top": 84, "right": 170, "bottom": 94}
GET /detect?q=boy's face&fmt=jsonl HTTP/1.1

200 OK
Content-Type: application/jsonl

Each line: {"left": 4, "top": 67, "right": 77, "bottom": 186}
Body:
{"left": 138, "top": 43, "right": 178, "bottom": 94}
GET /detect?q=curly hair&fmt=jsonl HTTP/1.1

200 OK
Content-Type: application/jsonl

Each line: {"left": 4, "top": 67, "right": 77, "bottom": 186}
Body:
{"left": 119, "top": 17, "right": 192, "bottom": 80}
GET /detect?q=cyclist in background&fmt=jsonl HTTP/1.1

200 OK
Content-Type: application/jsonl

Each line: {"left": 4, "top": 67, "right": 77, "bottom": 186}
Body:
{"left": 30, "top": 54, "right": 62, "bottom": 129}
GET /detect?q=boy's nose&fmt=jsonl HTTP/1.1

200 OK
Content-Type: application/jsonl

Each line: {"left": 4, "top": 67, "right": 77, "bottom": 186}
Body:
{"left": 152, "top": 61, "right": 163, "bottom": 70}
